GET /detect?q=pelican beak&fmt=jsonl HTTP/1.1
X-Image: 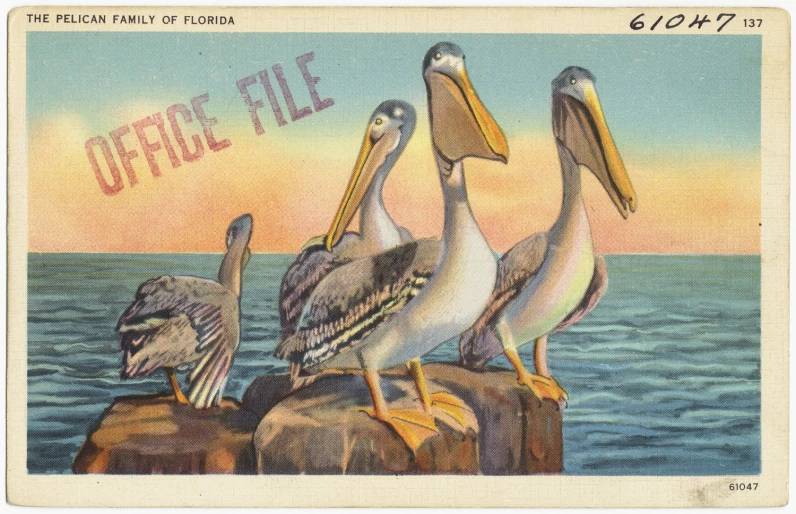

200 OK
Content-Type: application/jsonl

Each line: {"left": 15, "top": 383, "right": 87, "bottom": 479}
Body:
{"left": 324, "top": 126, "right": 400, "bottom": 251}
{"left": 557, "top": 85, "right": 637, "bottom": 218}
{"left": 241, "top": 246, "right": 251, "bottom": 269}
{"left": 299, "top": 235, "right": 326, "bottom": 252}
{"left": 427, "top": 66, "right": 509, "bottom": 165}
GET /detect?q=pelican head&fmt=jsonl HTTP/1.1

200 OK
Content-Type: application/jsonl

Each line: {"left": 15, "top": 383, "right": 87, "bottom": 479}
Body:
{"left": 324, "top": 100, "right": 417, "bottom": 250}
{"left": 226, "top": 213, "right": 253, "bottom": 268}
{"left": 552, "top": 67, "right": 636, "bottom": 218}
{"left": 423, "top": 42, "right": 509, "bottom": 170}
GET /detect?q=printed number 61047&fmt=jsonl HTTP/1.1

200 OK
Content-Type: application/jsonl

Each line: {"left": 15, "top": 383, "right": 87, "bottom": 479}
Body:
{"left": 729, "top": 483, "right": 758, "bottom": 491}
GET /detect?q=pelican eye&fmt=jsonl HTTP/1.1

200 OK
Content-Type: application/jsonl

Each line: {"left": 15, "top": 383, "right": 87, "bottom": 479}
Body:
{"left": 375, "top": 117, "right": 383, "bottom": 125}
{"left": 434, "top": 52, "right": 441, "bottom": 60}
{"left": 570, "top": 77, "right": 577, "bottom": 85}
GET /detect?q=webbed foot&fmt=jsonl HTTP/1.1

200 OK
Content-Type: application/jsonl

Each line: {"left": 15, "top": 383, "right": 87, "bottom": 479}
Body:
{"left": 428, "top": 392, "right": 471, "bottom": 427}
{"left": 517, "top": 372, "right": 568, "bottom": 406}
{"left": 359, "top": 407, "right": 438, "bottom": 452}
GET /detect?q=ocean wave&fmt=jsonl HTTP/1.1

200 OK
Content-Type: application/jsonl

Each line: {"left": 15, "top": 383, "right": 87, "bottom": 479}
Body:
{"left": 26, "top": 253, "right": 761, "bottom": 476}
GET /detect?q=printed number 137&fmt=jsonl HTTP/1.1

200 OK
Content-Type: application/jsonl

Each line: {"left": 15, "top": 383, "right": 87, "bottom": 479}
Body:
{"left": 744, "top": 19, "right": 763, "bottom": 27}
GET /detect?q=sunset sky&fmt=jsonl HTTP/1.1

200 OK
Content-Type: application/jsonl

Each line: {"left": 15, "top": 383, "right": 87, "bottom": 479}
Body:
{"left": 27, "top": 32, "right": 761, "bottom": 254}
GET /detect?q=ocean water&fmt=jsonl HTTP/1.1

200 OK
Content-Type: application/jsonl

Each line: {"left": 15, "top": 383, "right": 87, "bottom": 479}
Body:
{"left": 27, "top": 253, "right": 760, "bottom": 475}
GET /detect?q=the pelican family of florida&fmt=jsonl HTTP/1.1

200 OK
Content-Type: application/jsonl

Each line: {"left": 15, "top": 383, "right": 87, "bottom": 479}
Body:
{"left": 116, "top": 43, "right": 635, "bottom": 455}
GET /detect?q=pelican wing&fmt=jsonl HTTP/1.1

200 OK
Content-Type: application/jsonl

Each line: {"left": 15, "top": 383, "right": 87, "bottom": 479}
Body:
{"left": 274, "top": 238, "right": 441, "bottom": 368}
{"left": 459, "top": 245, "right": 608, "bottom": 369}
{"left": 118, "top": 313, "right": 199, "bottom": 378}
{"left": 279, "top": 244, "right": 342, "bottom": 338}
{"left": 553, "top": 254, "right": 607, "bottom": 333}
{"left": 459, "top": 233, "right": 549, "bottom": 369}
{"left": 117, "top": 275, "right": 240, "bottom": 408}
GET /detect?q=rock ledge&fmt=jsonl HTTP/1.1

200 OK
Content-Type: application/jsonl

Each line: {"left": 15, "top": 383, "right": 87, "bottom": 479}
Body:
{"left": 73, "top": 364, "right": 563, "bottom": 475}
{"left": 72, "top": 394, "right": 259, "bottom": 474}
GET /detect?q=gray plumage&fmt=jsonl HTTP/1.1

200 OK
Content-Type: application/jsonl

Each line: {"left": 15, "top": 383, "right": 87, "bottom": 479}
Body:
{"left": 118, "top": 213, "right": 252, "bottom": 409}
{"left": 459, "top": 234, "right": 608, "bottom": 369}
{"left": 278, "top": 229, "right": 415, "bottom": 340}
{"left": 279, "top": 243, "right": 342, "bottom": 339}
{"left": 274, "top": 238, "right": 441, "bottom": 369}
{"left": 118, "top": 277, "right": 240, "bottom": 408}
{"left": 398, "top": 226, "right": 413, "bottom": 242}
{"left": 278, "top": 100, "right": 416, "bottom": 340}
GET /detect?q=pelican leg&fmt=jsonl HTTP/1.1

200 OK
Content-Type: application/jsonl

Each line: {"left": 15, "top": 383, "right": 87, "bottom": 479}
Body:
{"left": 165, "top": 367, "right": 189, "bottom": 404}
{"left": 407, "top": 358, "right": 470, "bottom": 427}
{"left": 359, "top": 368, "right": 438, "bottom": 453}
{"left": 289, "top": 361, "right": 301, "bottom": 384}
{"left": 505, "top": 346, "right": 567, "bottom": 406}
{"left": 534, "top": 335, "right": 568, "bottom": 402}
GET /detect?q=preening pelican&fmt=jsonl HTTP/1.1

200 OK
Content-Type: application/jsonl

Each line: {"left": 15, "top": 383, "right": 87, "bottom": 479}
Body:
{"left": 118, "top": 214, "right": 253, "bottom": 409}
{"left": 275, "top": 42, "right": 508, "bottom": 450}
{"left": 460, "top": 67, "right": 636, "bottom": 405}
{"left": 279, "top": 101, "right": 416, "bottom": 339}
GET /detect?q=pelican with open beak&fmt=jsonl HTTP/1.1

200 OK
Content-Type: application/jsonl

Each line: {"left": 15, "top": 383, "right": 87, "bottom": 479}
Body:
{"left": 278, "top": 101, "right": 416, "bottom": 342}
{"left": 275, "top": 42, "right": 508, "bottom": 451}
{"left": 424, "top": 43, "right": 508, "bottom": 168}
{"left": 460, "top": 66, "right": 636, "bottom": 406}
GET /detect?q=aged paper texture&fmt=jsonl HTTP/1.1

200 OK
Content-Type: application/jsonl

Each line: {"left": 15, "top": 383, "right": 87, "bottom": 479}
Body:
{"left": 6, "top": 6, "right": 789, "bottom": 507}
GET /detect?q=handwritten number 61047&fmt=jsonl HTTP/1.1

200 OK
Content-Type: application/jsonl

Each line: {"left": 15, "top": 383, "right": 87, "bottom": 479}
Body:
{"left": 630, "top": 13, "right": 737, "bottom": 32}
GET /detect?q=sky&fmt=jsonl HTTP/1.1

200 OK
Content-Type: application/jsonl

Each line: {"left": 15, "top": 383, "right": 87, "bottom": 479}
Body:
{"left": 27, "top": 32, "right": 761, "bottom": 254}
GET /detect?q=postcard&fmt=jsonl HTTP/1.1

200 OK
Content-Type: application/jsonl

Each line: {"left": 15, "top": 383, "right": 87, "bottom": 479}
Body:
{"left": 6, "top": 6, "right": 789, "bottom": 507}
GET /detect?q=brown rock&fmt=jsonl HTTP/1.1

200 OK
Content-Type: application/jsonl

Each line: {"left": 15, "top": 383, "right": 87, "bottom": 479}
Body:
{"left": 423, "top": 363, "right": 563, "bottom": 474}
{"left": 72, "top": 394, "right": 259, "bottom": 474}
{"left": 252, "top": 372, "right": 480, "bottom": 474}
{"left": 241, "top": 373, "right": 299, "bottom": 418}
{"left": 74, "top": 363, "right": 563, "bottom": 475}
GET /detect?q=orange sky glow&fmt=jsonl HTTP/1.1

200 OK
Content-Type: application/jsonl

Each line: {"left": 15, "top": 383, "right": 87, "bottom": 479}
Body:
{"left": 28, "top": 115, "right": 760, "bottom": 255}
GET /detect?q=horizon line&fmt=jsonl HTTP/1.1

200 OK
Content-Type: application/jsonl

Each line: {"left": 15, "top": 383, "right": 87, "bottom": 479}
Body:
{"left": 27, "top": 251, "right": 762, "bottom": 257}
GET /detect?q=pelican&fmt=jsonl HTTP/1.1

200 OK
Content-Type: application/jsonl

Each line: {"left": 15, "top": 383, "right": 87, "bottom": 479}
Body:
{"left": 279, "top": 101, "right": 416, "bottom": 341}
{"left": 118, "top": 214, "right": 253, "bottom": 409}
{"left": 459, "top": 67, "right": 636, "bottom": 404}
{"left": 275, "top": 42, "right": 508, "bottom": 450}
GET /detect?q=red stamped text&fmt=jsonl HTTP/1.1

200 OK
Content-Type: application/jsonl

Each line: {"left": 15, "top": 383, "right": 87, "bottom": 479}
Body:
{"left": 85, "top": 50, "right": 333, "bottom": 196}
{"left": 85, "top": 94, "right": 230, "bottom": 196}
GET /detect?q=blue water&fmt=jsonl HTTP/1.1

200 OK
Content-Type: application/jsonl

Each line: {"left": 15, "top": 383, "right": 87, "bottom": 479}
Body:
{"left": 27, "top": 253, "right": 760, "bottom": 475}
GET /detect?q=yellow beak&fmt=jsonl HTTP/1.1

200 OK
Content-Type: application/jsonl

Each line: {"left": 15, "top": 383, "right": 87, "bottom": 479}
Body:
{"left": 455, "top": 69, "right": 510, "bottom": 162}
{"left": 427, "top": 66, "right": 509, "bottom": 165}
{"left": 556, "top": 84, "right": 637, "bottom": 218}
{"left": 583, "top": 84, "right": 637, "bottom": 215}
{"left": 324, "top": 125, "right": 400, "bottom": 251}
